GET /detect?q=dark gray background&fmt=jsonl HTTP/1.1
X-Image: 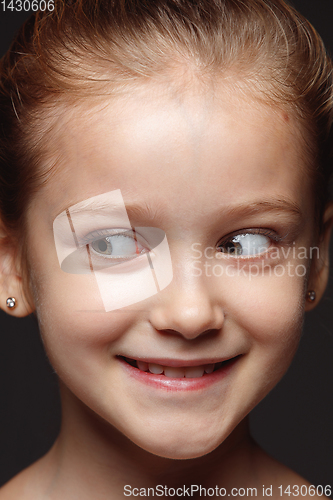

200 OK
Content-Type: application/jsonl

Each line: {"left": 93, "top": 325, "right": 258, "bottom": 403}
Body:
{"left": 0, "top": 0, "right": 332, "bottom": 490}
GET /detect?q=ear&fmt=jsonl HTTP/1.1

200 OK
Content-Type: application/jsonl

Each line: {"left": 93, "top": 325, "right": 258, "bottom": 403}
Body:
{"left": 305, "top": 202, "right": 333, "bottom": 311}
{"left": 0, "top": 221, "right": 34, "bottom": 317}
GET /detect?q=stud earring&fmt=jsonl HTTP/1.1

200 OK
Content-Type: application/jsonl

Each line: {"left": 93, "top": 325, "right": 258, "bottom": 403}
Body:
{"left": 6, "top": 297, "right": 16, "bottom": 309}
{"left": 306, "top": 290, "right": 316, "bottom": 302}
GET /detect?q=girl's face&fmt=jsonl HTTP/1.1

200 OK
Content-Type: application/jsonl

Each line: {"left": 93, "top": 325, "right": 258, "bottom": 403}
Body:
{"left": 25, "top": 82, "right": 320, "bottom": 459}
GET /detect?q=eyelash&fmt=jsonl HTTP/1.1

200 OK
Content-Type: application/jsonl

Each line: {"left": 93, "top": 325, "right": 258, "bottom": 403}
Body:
{"left": 78, "top": 228, "right": 150, "bottom": 265}
{"left": 220, "top": 228, "right": 283, "bottom": 242}
{"left": 217, "top": 228, "right": 284, "bottom": 258}
{"left": 79, "top": 228, "right": 137, "bottom": 247}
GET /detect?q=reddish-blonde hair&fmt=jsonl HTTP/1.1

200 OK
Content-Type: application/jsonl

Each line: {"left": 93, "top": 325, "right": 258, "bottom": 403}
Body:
{"left": 0, "top": 0, "right": 332, "bottom": 238}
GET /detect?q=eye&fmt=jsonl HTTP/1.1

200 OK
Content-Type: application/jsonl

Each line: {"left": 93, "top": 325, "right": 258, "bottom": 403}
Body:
{"left": 90, "top": 232, "right": 147, "bottom": 259}
{"left": 217, "top": 233, "right": 271, "bottom": 256}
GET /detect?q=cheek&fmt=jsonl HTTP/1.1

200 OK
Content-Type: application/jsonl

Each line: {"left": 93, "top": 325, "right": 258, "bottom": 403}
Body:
{"left": 211, "top": 270, "right": 307, "bottom": 416}
{"left": 28, "top": 263, "right": 136, "bottom": 375}
{"left": 240, "top": 275, "right": 304, "bottom": 343}
{"left": 222, "top": 269, "right": 306, "bottom": 372}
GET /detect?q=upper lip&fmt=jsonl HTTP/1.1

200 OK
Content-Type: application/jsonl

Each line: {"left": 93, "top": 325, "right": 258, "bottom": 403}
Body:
{"left": 118, "top": 355, "right": 240, "bottom": 367}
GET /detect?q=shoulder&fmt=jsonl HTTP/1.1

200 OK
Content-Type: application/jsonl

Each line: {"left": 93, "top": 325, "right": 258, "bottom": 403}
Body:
{"left": 0, "top": 467, "right": 35, "bottom": 500}
{"left": 0, "top": 453, "right": 53, "bottom": 500}
{"left": 253, "top": 447, "right": 329, "bottom": 500}
{"left": 0, "top": 462, "right": 45, "bottom": 500}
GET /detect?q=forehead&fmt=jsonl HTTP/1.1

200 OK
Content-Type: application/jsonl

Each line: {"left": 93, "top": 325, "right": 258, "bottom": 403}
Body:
{"left": 34, "top": 81, "right": 312, "bottom": 223}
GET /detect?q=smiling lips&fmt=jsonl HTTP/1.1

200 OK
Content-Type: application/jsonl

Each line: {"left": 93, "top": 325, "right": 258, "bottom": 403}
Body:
{"left": 122, "top": 356, "right": 235, "bottom": 378}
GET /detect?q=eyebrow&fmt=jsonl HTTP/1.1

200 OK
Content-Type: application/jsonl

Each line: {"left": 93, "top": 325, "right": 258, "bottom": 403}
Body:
{"left": 58, "top": 197, "right": 302, "bottom": 222}
{"left": 65, "top": 199, "right": 123, "bottom": 215}
{"left": 224, "top": 199, "right": 303, "bottom": 220}
{"left": 63, "top": 199, "right": 166, "bottom": 221}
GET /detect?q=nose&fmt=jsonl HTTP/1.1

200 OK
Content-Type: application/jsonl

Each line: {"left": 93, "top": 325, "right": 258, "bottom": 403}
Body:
{"left": 149, "top": 263, "right": 224, "bottom": 340}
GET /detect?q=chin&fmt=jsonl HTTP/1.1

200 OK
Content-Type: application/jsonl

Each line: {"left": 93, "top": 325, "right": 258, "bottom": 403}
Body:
{"left": 140, "top": 441, "right": 219, "bottom": 460}
{"left": 128, "top": 424, "right": 224, "bottom": 460}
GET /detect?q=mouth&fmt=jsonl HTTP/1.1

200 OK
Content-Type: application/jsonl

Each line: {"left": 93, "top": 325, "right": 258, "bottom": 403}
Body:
{"left": 118, "top": 356, "right": 240, "bottom": 379}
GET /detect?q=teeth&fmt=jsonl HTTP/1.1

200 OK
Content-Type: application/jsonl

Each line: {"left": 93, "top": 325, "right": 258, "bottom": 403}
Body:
{"left": 137, "top": 360, "right": 149, "bottom": 371}
{"left": 134, "top": 360, "right": 220, "bottom": 378}
{"left": 185, "top": 366, "right": 205, "bottom": 378}
{"left": 164, "top": 367, "right": 186, "bottom": 378}
{"left": 148, "top": 363, "right": 164, "bottom": 374}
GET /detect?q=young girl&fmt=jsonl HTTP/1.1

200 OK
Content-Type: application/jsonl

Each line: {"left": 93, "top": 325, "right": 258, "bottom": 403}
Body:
{"left": 0, "top": 0, "right": 332, "bottom": 497}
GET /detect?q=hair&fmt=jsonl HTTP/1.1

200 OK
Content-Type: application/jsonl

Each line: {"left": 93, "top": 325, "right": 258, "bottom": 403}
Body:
{"left": 0, "top": 0, "right": 332, "bottom": 254}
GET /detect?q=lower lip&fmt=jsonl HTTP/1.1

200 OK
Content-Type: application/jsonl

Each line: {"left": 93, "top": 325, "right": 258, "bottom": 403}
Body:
{"left": 118, "top": 357, "right": 240, "bottom": 391}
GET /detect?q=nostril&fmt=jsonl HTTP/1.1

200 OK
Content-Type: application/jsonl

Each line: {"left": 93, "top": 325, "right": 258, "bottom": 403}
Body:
{"left": 162, "top": 329, "right": 182, "bottom": 336}
{"left": 158, "top": 328, "right": 221, "bottom": 339}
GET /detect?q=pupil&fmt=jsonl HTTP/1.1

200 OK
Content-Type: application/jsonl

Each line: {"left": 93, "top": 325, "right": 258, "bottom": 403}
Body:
{"left": 98, "top": 240, "right": 108, "bottom": 253}
{"left": 225, "top": 242, "right": 236, "bottom": 253}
